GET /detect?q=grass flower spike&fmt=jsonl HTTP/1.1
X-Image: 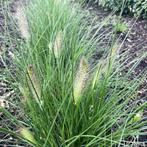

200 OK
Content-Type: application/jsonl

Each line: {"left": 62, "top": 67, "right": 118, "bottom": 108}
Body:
{"left": 54, "top": 0, "right": 61, "bottom": 5}
{"left": 27, "top": 65, "right": 41, "bottom": 102}
{"left": 15, "top": 2, "right": 30, "bottom": 40}
{"left": 19, "top": 85, "right": 29, "bottom": 102}
{"left": 19, "top": 127, "right": 36, "bottom": 145}
{"left": 111, "top": 43, "right": 119, "bottom": 58}
{"left": 92, "top": 64, "right": 102, "bottom": 89}
{"left": 129, "top": 112, "right": 143, "bottom": 124}
{"left": 73, "top": 57, "right": 89, "bottom": 105}
{"left": 133, "top": 113, "right": 142, "bottom": 122}
{"left": 53, "top": 31, "right": 63, "bottom": 58}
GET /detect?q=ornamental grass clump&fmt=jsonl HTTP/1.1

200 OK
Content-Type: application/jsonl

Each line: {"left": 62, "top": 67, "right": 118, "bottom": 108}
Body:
{"left": 0, "top": 0, "right": 147, "bottom": 146}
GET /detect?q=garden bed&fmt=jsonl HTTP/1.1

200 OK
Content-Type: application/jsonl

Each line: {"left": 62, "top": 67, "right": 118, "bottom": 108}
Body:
{"left": 0, "top": 0, "right": 147, "bottom": 146}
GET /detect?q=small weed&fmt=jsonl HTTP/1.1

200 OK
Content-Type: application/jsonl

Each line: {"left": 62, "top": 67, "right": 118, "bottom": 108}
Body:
{"left": 113, "top": 21, "right": 128, "bottom": 33}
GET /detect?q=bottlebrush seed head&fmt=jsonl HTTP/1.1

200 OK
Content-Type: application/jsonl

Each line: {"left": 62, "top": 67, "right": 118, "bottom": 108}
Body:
{"left": 133, "top": 113, "right": 142, "bottom": 122}
{"left": 15, "top": 2, "right": 30, "bottom": 40}
{"left": 19, "top": 85, "right": 29, "bottom": 102}
{"left": 73, "top": 57, "right": 89, "bottom": 105}
{"left": 53, "top": 31, "right": 63, "bottom": 58}
{"left": 19, "top": 127, "right": 36, "bottom": 144}
{"left": 27, "top": 65, "right": 41, "bottom": 101}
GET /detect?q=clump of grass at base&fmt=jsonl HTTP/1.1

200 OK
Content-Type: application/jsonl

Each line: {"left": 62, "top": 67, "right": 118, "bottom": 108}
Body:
{"left": 111, "top": 16, "right": 128, "bottom": 34}
{"left": 0, "top": 0, "right": 147, "bottom": 146}
{"left": 113, "top": 21, "right": 128, "bottom": 33}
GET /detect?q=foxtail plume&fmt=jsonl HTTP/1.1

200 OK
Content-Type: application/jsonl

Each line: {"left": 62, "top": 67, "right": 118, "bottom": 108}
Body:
{"left": 73, "top": 57, "right": 89, "bottom": 105}
{"left": 19, "top": 127, "right": 36, "bottom": 144}
{"left": 15, "top": 2, "right": 30, "bottom": 40}
{"left": 53, "top": 31, "right": 63, "bottom": 58}
{"left": 27, "top": 65, "right": 41, "bottom": 101}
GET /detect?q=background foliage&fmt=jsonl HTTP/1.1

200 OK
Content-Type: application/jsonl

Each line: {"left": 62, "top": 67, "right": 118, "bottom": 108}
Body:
{"left": 85, "top": 0, "right": 147, "bottom": 19}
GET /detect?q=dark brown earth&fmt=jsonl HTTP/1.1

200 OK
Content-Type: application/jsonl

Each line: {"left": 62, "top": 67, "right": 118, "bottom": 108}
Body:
{"left": 0, "top": 0, "right": 147, "bottom": 147}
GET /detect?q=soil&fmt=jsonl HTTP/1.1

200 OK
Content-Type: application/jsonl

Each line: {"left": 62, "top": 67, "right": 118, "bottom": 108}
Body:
{"left": 0, "top": 0, "right": 147, "bottom": 146}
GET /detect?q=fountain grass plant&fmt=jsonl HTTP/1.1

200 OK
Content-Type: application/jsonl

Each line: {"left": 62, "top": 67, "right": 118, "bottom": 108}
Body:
{"left": 0, "top": 0, "right": 147, "bottom": 146}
